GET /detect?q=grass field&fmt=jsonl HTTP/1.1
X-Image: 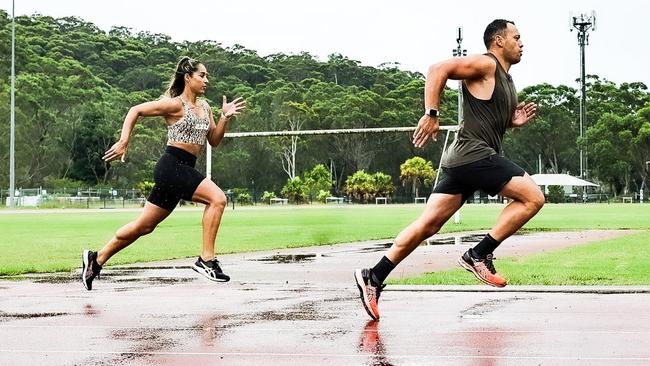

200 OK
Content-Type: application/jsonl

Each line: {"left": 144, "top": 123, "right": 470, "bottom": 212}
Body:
{"left": 1, "top": 203, "right": 649, "bottom": 277}
{"left": 391, "top": 230, "right": 650, "bottom": 286}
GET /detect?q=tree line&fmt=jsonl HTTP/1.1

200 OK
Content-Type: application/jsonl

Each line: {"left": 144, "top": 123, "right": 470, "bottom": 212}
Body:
{"left": 0, "top": 12, "right": 648, "bottom": 201}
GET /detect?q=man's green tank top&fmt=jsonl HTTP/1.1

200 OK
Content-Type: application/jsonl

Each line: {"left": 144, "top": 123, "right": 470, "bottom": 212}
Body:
{"left": 441, "top": 53, "right": 518, "bottom": 168}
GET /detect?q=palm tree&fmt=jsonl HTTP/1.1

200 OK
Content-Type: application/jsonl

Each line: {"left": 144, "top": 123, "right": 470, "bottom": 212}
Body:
{"left": 400, "top": 157, "right": 435, "bottom": 198}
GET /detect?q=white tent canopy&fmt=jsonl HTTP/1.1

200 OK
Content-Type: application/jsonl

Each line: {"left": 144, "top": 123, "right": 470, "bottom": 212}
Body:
{"left": 531, "top": 174, "right": 598, "bottom": 187}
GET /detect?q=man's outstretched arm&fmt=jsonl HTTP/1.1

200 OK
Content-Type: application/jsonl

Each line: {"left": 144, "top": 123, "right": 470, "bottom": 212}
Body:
{"left": 414, "top": 54, "right": 496, "bottom": 147}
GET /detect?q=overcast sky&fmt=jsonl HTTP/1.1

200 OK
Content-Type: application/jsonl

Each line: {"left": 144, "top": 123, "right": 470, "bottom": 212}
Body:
{"left": 2, "top": 0, "right": 648, "bottom": 90}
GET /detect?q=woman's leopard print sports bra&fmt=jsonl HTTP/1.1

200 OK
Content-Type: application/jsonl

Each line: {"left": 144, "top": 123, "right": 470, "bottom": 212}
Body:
{"left": 167, "top": 97, "right": 210, "bottom": 145}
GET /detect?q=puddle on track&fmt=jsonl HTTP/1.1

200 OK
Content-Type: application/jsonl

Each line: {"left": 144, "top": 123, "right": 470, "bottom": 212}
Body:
{"left": 252, "top": 254, "right": 318, "bottom": 263}
{"left": 250, "top": 233, "right": 520, "bottom": 261}
{"left": 0, "top": 311, "right": 70, "bottom": 321}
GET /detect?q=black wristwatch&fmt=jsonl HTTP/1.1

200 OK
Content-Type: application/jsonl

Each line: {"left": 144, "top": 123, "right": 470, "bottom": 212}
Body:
{"left": 425, "top": 108, "right": 439, "bottom": 118}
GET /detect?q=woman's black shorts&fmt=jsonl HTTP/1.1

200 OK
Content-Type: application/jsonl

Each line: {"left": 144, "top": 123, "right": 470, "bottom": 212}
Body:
{"left": 433, "top": 154, "right": 525, "bottom": 203}
{"left": 147, "top": 146, "right": 205, "bottom": 211}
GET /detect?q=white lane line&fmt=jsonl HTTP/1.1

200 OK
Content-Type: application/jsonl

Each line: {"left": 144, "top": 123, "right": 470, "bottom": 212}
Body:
{"left": 1, "top": 349, "right": 649, "bottom": 361}
{"left": 1, "top": 325, "right": 649, "bottom": 334}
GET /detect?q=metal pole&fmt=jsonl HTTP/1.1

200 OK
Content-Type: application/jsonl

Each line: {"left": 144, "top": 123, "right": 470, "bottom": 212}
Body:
{"left": 452, "top": 26, "right": 466, "bottom": 223}
{"left": 579, "top": 30, "right": 585, "bottom": 179}
{"left": 572, "top": 12, "right": 595, "bottom": 201}
{"left": 9, "top": 0, "right": 16, "bottom": 208}
{"left": 206, "top": 145, "right": 212, "bottom": 180}
{"left": 433, "top": 129, "right": 451, "bottom": 188}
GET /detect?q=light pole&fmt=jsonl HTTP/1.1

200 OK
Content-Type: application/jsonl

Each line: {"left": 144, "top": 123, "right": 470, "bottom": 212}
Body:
{"left": 452, "top": 26, "right": 466, "bottom": 223}
{"left": 571, "top": 11, "right": 596, "bottom": 181}
{"left": 9, "top": 0, "right": 16, "bottom": 208}
{"left": 452, "top": 26, "right": 467, "bottom": 124}
{"left": 639, "top": 160, "right": 650, "bottom": 203}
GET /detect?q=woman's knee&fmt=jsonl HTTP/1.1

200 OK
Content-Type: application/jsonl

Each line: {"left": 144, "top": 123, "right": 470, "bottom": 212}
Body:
{"left": 127, "top": 223, "right": 156, "bottom": 238}
{"left": 116, "top": 221, "right": 156, "bottom": 241}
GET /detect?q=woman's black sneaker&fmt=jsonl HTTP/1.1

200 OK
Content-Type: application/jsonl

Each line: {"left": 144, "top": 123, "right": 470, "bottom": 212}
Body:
{"left": 192, "top": 257, "right": 230, "bottom": 282}
{"left": 81, "top": 249, "right": 102, "bottom": 291}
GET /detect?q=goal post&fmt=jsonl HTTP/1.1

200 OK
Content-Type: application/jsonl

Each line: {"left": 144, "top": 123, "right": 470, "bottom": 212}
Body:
{"left": 223, "top": 125, "right": 459, "bottom": 138}
{"left": 210, "top": 125, "right": 460, "bottom": 213}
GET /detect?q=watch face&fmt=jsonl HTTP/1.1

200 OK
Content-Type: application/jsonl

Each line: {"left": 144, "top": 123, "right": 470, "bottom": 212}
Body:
{"left": 428, "top": 109, "right": 438, "bottom": 117}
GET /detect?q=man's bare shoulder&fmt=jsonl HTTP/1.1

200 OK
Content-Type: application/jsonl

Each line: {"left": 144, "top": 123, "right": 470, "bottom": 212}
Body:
{"left": 464, "top": 54, "right": 497, "bottom": 74}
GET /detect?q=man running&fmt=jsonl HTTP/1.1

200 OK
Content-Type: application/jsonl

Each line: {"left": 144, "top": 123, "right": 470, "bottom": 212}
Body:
{"left": 355, "top": 19, "right": 544, "bottom": 320}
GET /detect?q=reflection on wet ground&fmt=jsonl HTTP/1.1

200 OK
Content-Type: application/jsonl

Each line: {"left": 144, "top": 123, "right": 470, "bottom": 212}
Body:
{"left": 459, "top": 296, "right": 537, "bottom": 318}
{"left": 252, "top": 254, "right": 317, "bottom": 263}
{"left": 114, "top": 277, "right": 195, "bottom": 284}
{"left": 0, "top": 312, "right": 69, "bottom": 320}
{"left": 106, "top": 327, "right": 178, "bottom": 366}
{"left": 358, "top": 320, "right": 394, "bottom": 366}
{"left": 424, "top": 233, "right": 487, "bottom": 245}
{"left": 0, "top": 311, "right": 69, "bottom": 321}
{"left": 349, "top": 242, "right": 393, "bottom": 254}
{"left": 83, "top": 304, "right": 100, "bottom": 317}
{"left": 2, "top": 266, "right": 198, "bottom": 287}
{"left": 0, "top": 274, "right": 77, "bottom": 284}
{"left": 446, "top": 325, "right": 513, "bottom": 366}
{"left": 249, "top": 233, "right": 519, "bottom": 262}
{"left": 118, "top": 266, "right": 192, "bottom": 270}
{"left": 241, "top": 300, "right": 336, "bottom": 322}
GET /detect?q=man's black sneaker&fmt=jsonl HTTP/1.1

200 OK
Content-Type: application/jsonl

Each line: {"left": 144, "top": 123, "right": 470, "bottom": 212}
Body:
{"left": 192, "top": 257, "right": 230, "bottom": 282}
{"left": 81, "top": 249, "right": 102, "bottom": 291}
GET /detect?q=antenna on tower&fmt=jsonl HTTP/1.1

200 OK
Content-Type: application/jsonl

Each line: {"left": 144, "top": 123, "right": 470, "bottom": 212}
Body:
{"left": 571, "top": 11, "right": 596, "bottom": 196}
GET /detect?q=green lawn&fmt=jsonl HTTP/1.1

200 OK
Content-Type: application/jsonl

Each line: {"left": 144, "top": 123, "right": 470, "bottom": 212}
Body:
{"left": 390, "top": 231, "right": 650, "bottom": 286}
{"left": 0, "top": 203, "right": 649, "bottom": 276}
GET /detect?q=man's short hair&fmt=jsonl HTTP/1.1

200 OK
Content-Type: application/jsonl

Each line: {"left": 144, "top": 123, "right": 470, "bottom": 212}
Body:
{"left": 484, "top": 19, "right": 515, "bottom": 48}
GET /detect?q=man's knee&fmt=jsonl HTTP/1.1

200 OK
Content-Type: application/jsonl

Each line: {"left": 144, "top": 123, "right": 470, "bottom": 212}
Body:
{"left": 417, "top": 216, "right": 445, "bottom": 238}
{"left": 131, "top": 222, "right": 156, "bottom": 237}
{"left": 527, "top": 190, "right": 545, "bottom": 213}
{"left": 209, "top": 191, "right": 227, "bottom": 209}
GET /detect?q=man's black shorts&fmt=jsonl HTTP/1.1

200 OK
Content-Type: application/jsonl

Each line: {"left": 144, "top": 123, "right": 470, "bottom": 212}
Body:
{"left": 433, "top": 154, "right": 525, "bottom": 202}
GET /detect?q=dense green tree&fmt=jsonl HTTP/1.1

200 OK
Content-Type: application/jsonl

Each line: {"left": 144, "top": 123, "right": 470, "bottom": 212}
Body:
{"left": 0, "top": 10, "right": 647, "bottom": 202}
{"left": 583, "top": 105, "right": 650, "bottom": 196}
{"left": 504, "top": 84, "right": 579, "bottom": 174}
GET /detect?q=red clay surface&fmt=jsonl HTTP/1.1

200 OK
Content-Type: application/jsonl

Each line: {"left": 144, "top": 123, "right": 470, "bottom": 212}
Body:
{"left": 1, "top": 230, "right": 649, "bottom": 365}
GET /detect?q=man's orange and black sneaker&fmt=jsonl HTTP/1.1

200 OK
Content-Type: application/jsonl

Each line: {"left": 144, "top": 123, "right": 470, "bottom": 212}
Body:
{"left": 458, "top": 250, "right": 507, "bottom": 288}
{"left": 354, "top": 268, "right": 385, "bottom": 320}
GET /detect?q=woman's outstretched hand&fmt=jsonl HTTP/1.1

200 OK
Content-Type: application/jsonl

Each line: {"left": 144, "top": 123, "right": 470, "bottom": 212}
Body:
{"left": 103, "top": 140, "right": 128, "bottom": 162}
{"left": 221, "top": 96, "right": 246, "bottom": 119}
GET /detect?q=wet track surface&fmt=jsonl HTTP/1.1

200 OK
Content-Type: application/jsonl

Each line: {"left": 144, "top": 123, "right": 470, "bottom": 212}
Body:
{"left": 2, "top": 230, "right": 649, "bottom": 365}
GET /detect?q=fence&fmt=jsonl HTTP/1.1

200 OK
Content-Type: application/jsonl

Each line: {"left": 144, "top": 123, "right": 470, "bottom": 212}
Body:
{"left": 2, "top": 188, "right": 145, "bottom": 208}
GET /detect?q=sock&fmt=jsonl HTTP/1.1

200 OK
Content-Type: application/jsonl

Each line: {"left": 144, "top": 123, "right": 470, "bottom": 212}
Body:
{"left": 370, "top": 256, "right": 395, "bottom": 285}
{"left": 472, "top": 233, "right": 500, "bottom": 259}
{"left": 200, "top": 255, "right": 214, "bottom": 262}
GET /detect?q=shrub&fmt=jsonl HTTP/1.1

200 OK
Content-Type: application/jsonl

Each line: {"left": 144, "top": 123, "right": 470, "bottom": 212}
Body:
{"left": 261, "top": 191, "right": 277, "bottom": 204}
{"left": 281, "top": 177, "right": 308, "bottom": 203}
{"left": 316, "top": 189, "right": 330, "bottom": 203}
{"left": 237, "top": 192, "right": 253, "bottom": 205}
{"left": 547, "top": 185, "right": 565, "bottom": 203}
